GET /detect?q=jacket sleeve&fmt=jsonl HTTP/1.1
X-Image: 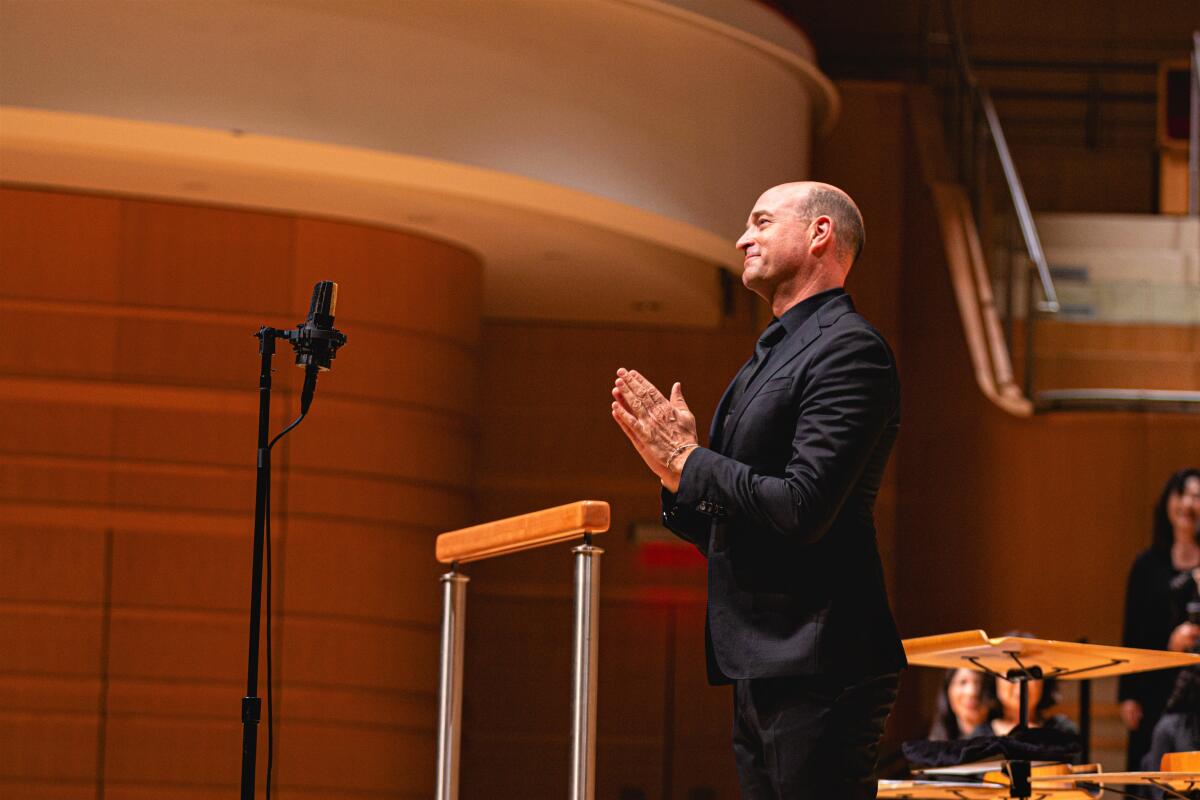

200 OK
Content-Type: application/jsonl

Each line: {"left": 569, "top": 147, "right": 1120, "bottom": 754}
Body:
{"left": 673, "top": 325, "right": 897, "bottom": 545}
{"left": 660, "top": 486, "right": 711, "bottom": 555}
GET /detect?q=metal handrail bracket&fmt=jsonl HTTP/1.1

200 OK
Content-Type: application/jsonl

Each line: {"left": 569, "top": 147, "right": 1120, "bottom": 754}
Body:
{"left": 978, "top": 91, "right": 1060, "bottom": 313}
{"left": 1189, "top": 30, "right": 1199, "bottom": 215}
{"left": 941, "top": 0, "right": 1059, "bottom": 314}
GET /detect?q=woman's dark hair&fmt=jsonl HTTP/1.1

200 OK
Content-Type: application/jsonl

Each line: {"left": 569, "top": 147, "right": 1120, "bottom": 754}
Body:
{"left": 1165, "top": 665, "right": 1200, "bottom": 715}
{"left": 1152, "top": 468, "right": 1200, "bottom": 555}
{"left": 928, "top": 667, "right": 996, "bottom": 740}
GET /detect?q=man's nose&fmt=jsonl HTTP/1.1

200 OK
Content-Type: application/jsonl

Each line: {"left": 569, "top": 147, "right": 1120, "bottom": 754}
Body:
{"left": 735, "top": 230, "right": 752, "bottom": 251}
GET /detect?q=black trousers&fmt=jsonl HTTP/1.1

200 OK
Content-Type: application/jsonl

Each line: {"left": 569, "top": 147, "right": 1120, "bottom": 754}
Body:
{"left": 732, "top": 671, "right": 900, "bottom": 799}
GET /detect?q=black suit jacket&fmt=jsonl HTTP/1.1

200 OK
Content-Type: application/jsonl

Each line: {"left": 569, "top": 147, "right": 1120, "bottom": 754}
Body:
{"left": 662, "top": 292, "right": 906, "bottom": 684}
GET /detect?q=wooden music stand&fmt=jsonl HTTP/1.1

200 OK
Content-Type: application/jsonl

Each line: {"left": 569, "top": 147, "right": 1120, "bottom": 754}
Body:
{"left": 906, "top": 761, "right": 1103, "bottom": 800}
{"left": 879, "top": 780, "right": 1102, "bottom": 799}
{"left": 1029, "top": 751, "right": 1200, "bottom": 800}
{"left": 897, "top": 630, "right": 1200, "bottom": 799}
{"left": 906, "top": 630, "right": 1200, "bottom": 682}
{"left": 1029, "top": 770, "right": 1200, "bottom": 800}
{"left": 878, "top": 779, "right": 1009, "bottom": 798}
{"left": 882, "top": 764, "right": 1109, "bottom": 799}
{"left": 906, "top": 630, "right": 1200, "bottom": 731}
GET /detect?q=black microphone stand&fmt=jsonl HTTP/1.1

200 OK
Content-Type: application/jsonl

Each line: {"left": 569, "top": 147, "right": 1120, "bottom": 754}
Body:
{"left": 240, "top": 291, "right": 345, "bottom": 800}
{"left": 240, "top": 325, "right": 276, "bottom": 800}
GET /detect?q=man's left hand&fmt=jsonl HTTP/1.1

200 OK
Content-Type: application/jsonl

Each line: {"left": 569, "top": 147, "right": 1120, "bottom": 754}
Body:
{"left": 611, "top": 368, "right": 698, "bottom": 493}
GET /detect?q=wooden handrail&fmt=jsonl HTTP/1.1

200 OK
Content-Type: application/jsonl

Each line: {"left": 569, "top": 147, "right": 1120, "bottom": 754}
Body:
{"left": 435, "top": 500, "right": 610, "bottom": 564}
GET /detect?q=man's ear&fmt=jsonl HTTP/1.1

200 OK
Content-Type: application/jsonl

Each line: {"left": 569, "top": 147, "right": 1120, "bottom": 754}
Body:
{"left": 809, "top": 215, "right": 834, "bottom": 256}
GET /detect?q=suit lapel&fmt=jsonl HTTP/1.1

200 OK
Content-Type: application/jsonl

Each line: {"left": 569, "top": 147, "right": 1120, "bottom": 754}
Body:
{"left": 710, "top": 354, "right": 751, "bottom": 452}
{"left": 718, "top": 294, "right": 854, "bottom": 449}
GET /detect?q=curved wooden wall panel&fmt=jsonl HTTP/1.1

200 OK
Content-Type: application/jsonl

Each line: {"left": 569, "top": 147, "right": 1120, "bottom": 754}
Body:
{"left": 0, "top": 186, "right": 481, "bottom": 798}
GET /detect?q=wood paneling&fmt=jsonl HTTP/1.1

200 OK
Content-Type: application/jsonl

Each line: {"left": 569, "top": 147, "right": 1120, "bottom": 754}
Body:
{"left": 283, "top": 519, "right": 442, "bottom": 623}
{"left": 0, "top": 188, "right": 122, "bottom": 303}
{"left": 0, "top": 711, "right": 98, "bottom": 781}
{"left": 0, "top": 525, "right": 108, "bottom": 603}
{"left": 279, "top": 617, "right": 439, "bottom": 691}
{"left": 0, "top": 606, "right": 104, "bottom": 676}
{"left": 0, "top": 305, "right": 121, "bottom": 379}
{"left": 109, "top": 528, "right": 251, "bottom": 612}
{"left": 293, "top": 217, "right": 482, "bottom": 344}
{"left": 1014, "top": 319, "right": 1200, "bottom": 391}
{"left": 272, "top": 722, "right": 436, "bottom": 795}
{"left": 118, "top": 199, "right": 295, "bottom": 314}
{"left": 0, "top": 185, "right": 480, "bottom": 798}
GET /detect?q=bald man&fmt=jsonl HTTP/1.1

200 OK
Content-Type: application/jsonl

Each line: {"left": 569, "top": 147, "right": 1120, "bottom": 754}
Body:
{"left": 612, "top": 182, "right": 905, "bottom": 798}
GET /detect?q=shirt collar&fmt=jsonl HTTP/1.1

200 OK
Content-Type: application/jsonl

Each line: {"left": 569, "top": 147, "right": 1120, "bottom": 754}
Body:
{"left": 775, "top": 287, "right": 846, "bottom": 336}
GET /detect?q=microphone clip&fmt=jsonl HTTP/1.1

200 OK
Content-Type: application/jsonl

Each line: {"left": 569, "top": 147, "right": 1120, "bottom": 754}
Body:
{"left": 279, "top": 323, "right": 346, "bottom": 372}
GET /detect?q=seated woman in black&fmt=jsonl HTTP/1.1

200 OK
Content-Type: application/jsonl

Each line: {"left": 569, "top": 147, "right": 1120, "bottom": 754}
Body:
{"left": 987, "top": 632, "right": 1079, "bottom": 739}
{"left": 988, "top": 670, "right": 1078, "bottom": 737}
{"left": 929, "top": 667, "right": 995, "bottom": 740}
{"left": 988, "top": 671, "right": 1084, "bottom": 738}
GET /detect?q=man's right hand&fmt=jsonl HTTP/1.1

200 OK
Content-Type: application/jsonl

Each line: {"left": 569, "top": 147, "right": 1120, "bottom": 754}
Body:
{"left": 1119, "top": 699, "right": 1143, "bottom": 731}
{"left": 1168, "top": 621, "right": 1200, "bottom": 652}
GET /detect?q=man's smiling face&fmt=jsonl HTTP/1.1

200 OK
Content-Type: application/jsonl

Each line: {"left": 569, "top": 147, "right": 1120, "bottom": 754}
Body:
{"left": 735, "top": 184, "right": 813, "bottom": 300}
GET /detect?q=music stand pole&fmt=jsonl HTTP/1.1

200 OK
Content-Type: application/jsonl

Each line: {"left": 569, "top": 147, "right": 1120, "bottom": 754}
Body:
{"left": 240, "top": 326, "right": 277, "bottom": 800}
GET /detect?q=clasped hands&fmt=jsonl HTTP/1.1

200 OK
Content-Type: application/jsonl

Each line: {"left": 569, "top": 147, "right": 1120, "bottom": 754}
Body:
{"left": 611, "top": 368, "right": 698, "bottom": 493}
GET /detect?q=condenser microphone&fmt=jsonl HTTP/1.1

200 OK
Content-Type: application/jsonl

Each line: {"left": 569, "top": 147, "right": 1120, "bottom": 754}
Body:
{"left": 286, "top": 280, "right": 347, "bottom": 372}
{"left": 278, "top": 280, "right": 347, "bottom": 416}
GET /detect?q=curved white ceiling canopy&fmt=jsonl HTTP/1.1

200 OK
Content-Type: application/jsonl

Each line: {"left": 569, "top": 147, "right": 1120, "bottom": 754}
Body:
{"left": 0, "top": 0, "right": 836, "bottom": 326}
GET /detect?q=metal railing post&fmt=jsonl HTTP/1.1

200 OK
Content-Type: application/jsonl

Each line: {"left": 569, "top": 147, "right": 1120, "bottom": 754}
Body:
{"left": 1189, "top": 31, "right": 1199, "bottom": 216}
{"left": 436, "top": 569, "right": 469, "bottom": 800}
{"left": 1024, "top": 264, "right": 1037, "bottom": 399}
{"left": 569, "top": 542, "right": 603, "bottom": 800}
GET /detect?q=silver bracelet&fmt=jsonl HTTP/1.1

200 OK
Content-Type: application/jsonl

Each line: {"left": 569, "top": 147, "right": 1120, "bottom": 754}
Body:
{"left": 665, "top": 442, "right": 699, "bottom": 470}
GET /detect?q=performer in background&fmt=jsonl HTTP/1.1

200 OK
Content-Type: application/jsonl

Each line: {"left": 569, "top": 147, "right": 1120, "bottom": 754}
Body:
{"left": 928, "top": 668, "right": 994, "bottom": 741}
{"left": 1120, "top": 468, "right": 1200, "bottom": 771}
{"left": 611, "top": 182, "right": 905, "bottom": 799}
{"left": 985, "top": 632, "right": 1078, "bottom": 742}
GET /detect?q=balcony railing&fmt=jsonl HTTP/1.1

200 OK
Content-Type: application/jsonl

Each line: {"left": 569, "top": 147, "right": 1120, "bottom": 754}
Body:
{"left": 927, "top": 0, "right": 1200, "bottom": 414}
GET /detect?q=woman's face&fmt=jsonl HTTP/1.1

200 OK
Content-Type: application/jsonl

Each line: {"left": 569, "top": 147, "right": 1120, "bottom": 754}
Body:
{"left": 995, "top": 676, "right": 1043, "bottom": 718}
{"left": 1168, "top": 476, "right": 1200, "bottom": 535}
{"left": 948, "top": 669, "right": 987, "bottom": 729}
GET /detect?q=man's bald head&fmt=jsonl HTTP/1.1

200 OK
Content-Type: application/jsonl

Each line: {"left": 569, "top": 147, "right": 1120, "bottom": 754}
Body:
{"left": 766, "top": 181, "right": 865, "bottom": 266}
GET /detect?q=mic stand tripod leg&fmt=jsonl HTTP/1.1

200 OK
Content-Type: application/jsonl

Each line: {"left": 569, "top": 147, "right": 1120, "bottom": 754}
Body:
{"left": 240, "top": 327, "right": 276, "bottom": 800}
